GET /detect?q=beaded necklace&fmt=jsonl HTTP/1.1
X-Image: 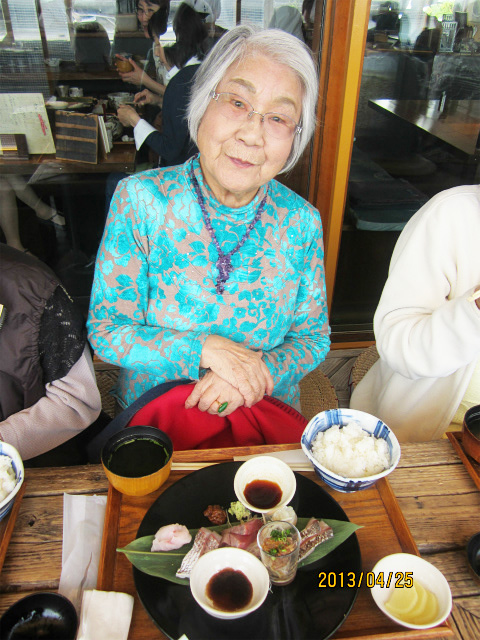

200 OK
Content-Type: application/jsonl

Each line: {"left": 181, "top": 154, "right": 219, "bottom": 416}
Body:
{"left": 189, "top": 164, "right": 267, "bottom": 294}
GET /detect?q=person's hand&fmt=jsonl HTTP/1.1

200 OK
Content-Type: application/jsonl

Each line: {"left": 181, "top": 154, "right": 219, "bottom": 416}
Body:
{"left": 199, "top": 335, "right": 274, "bottom": 407}
{"left": 185, "top": 371, "right": 245, "bottom": 416}
{"left": 116, "top": 56, "right": 145, "bottom": 86}
{"left": 116, "top": 105, "right": 141, "bottom": 128}
{"left": 134, "top": 88, "right": 162, "bottom": 106}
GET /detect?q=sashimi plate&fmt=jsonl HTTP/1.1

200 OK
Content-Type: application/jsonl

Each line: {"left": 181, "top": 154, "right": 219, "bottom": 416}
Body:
{"left": 134, "top": 461, "right": 362, "bottom": 640}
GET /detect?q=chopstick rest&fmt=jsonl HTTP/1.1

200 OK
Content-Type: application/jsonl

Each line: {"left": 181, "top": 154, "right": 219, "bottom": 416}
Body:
{"left": 77, "top": 589, "right": 134, "bottom": 640}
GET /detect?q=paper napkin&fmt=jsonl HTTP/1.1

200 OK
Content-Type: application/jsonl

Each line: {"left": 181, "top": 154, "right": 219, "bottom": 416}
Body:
{"left": 58, "top": 494, "right": 107, "bottom": 612}
{"left": 77, "top": 589, "right": 134, "bottom": 640}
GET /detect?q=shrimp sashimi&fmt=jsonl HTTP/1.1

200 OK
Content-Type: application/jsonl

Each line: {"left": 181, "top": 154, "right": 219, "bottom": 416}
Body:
{"left": 151, "top": 523, "right": 192, "bottom": 552}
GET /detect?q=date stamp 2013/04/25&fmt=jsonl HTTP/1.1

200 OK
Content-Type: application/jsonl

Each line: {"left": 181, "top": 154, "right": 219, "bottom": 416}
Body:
{"left": 318, "top": 572, "right": 413, "bottom": 589}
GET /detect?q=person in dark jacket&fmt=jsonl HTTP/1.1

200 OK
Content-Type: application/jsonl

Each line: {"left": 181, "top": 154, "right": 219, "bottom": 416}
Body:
{"left": 0, "top": 245, "right": 101, "bottom": 463}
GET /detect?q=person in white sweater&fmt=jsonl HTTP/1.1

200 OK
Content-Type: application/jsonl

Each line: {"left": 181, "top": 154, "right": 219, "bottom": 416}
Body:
{"left": 350, "top": 185, "right": 480, "bottom": 441}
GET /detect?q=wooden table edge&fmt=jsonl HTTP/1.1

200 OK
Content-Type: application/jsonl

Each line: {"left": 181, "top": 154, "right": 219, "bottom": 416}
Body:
{"left": 446, "top": 432, "right": 480, "bottom": 492}
{"left": 97, "top": 484, "right": 122, "bottom": 590}
{"left": 0, "top": 481, "right": 26, "bottom": 574}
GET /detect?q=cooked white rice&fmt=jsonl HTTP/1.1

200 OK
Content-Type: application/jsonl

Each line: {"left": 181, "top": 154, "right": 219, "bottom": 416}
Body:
{"left": 311, "top": 422, "right": 390, "bottom": 478}
{"left": 0, "top": 455, "right": 17, "bottom": 503}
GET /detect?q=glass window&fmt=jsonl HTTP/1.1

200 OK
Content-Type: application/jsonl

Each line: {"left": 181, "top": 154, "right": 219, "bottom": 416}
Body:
{"left": 330, "top": 0, "right": 480, "bottom": 335}
{"left": 0, "top": 0, "right": 317, "bottom": 316}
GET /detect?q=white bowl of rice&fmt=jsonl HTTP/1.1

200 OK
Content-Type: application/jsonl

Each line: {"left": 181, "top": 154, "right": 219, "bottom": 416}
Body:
{"left": 0, "top": 442, "right": 24, "bottom": 521}
{"left": 301, "top": 409, "right": 401, "bottom": 492}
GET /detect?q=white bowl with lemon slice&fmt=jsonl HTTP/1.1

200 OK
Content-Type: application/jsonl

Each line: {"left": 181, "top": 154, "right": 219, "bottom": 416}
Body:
{"left": 370, "top": 553, "right": 452, "bottom": 629}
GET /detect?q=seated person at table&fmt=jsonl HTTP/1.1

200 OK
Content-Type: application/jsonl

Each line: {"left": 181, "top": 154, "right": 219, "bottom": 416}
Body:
{"left": 115, "top": 0, "right": 170, "bottom": 97}
{"left": 88, "top": 25, "right": 330, "bottom": 417}
{"left": 104, "top": 3, "right": 205, "bottom": 215}
{"left": 0, "top": 245, "right": 101, "bottom": 463}
{"left": 203, "top": 0, "right": 228, "bottom": 50}
{"left": 116, "top": 1, "right": 208, "bottom": 164}
{"left": 269, "top": 6, "right": 305, "bottom": 42}
{"left": 350, "top": 185, "right": 480, "bottom": 441}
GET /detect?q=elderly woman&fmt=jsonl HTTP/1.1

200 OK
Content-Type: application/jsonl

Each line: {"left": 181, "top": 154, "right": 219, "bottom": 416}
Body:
{"left": 87, "top": 25, "right": 330, "bottom": 419}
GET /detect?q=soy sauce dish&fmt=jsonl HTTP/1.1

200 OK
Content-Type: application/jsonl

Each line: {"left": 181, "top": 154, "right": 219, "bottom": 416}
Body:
{"left": 190, "top": 547, "right": 269, "bottom": 620}
{"left": 101, "top": 426, "right": 173, "bottom": 496}
{"left": 233, "top": 456, "right": 296, "bottom": 514}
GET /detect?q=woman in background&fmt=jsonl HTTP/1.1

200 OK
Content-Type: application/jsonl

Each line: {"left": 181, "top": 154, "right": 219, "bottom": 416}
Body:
{"left": 115, "top": 0, "right": 170, "bottom": 92}
{"left": 117, "top": 1, "right": 208, "bottom": 165}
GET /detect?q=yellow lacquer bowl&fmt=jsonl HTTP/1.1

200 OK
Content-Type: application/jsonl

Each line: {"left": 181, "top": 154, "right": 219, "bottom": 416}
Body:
{"left": 101, "top": 426, "right": 173, "bottom": 496}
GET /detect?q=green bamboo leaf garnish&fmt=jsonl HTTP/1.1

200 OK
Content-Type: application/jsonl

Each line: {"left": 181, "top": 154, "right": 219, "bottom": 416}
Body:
{"left": 117, "top": 518, "right": 362, "bottom": 586}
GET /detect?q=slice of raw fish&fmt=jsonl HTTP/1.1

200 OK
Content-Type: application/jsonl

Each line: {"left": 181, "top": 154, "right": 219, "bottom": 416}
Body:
{"left": 151, "top": 523, "right": 192, "bottom": 552}
{"left": 176, "top": 527, "right": 221, "bottom": 579}
{"left": 219, "top": 518, "right": 263, "bottom": 550}
{"left": 298, "top": 517, "right": 333, "bottom": 561}
{"left": 225, "top": 518, "right": 263, "bottom": 537}
{"left": 246, "top": 540, "right": 261, "bottom": 559}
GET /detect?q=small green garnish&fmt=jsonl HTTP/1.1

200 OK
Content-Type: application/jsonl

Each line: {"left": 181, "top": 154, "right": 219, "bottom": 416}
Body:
{"left": 228, "top": 501, "right": 252, "bottom": 522}
{"left": 270, "top": 528, "right": 291, "bottom": 542}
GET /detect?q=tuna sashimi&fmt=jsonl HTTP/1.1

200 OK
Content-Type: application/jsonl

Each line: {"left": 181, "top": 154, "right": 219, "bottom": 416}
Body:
{"left": 176, "top": 527, "right": 221, "bottom": 579}
{"left": 219, "top": 517, "right": 263, "bottom": 550}
{"left": 151, "top": 524, "right": 192, "bottom": 552}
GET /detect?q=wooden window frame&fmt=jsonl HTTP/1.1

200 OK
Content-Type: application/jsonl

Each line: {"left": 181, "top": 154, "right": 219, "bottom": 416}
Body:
{"left": 308, "top": 0, "right": 371, "bottom": 318}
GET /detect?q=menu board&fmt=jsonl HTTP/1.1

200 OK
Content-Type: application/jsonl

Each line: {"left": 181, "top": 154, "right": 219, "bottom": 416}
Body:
{"left": 0, "top": 93, "right": 55, "bottom": 154}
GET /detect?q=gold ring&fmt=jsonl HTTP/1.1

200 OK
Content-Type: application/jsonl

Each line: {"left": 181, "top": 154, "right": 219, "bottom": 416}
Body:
{"left": 217, "top": 401, "right": 228, "bottom": 413}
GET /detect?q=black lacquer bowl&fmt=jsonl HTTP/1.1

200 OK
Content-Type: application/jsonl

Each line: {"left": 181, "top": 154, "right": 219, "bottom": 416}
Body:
{"left": 0, "top": 592, "right": 78, "bottom": 640}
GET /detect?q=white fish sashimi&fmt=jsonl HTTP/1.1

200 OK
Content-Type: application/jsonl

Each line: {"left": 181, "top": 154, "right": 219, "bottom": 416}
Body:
{"left": 176, "top": 527, "right": 222, "bottom": 579}
{"left": 151, "top": 523, "right": 192, "bottom": 552}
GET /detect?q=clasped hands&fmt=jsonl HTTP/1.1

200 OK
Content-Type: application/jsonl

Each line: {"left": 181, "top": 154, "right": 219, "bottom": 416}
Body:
{"left": 185, "top": 335, "right": 274, "bottom": 417}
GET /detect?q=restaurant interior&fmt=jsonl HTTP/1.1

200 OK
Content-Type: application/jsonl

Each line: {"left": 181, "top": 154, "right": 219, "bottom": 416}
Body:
{"left": 1, "top": 0, "right": 479, "bottom": 344}
{"left": 2, "top": 3, "right": 480, "bottom": 638}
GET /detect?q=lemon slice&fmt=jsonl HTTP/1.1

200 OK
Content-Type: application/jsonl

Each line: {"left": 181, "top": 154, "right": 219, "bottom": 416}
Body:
{"left": 408, "top": 589, "right": 438, "bottom": 626}
{"left": 385, "top": 584, "right": 418, "bottom": 617}
{"left": 409, "top": 581, "right": 428, "bottom": 616}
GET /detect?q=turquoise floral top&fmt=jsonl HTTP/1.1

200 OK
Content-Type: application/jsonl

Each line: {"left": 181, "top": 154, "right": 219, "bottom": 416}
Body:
{"left": 87, "top": 156, "right": 330, "bottom": 409}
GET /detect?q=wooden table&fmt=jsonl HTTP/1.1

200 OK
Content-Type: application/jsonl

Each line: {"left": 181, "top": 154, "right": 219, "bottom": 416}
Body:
{"left": 0, "top": 140, "right": 136, "bottom": 259}
{"left": 368, "top": 99, "right": 480, "bottom": 158}
{"left": 0, "top": 141, "right": 136, "bottom": 176}
{"left": 0, "top": 440, "right": 479, "bottom": 640}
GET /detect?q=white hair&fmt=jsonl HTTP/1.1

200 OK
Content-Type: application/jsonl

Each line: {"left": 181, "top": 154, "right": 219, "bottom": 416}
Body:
{"left": 187, "top": 24, "right": 318, "bottom": 173}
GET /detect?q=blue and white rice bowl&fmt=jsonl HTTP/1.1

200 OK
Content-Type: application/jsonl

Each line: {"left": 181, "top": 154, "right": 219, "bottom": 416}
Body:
{"left": 0, "top": 442, "right": 24, "bottom": 521}
{"left": 300, "top": 409, "right": 401, "bottom": 493}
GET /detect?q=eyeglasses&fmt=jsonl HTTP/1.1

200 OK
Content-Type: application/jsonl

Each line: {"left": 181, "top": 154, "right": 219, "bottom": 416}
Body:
{"left": 137, "top": 7, "right": 157, "bottom": 16}
{"left": 211, "top": 89, "right": 302, "bottom": 140}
